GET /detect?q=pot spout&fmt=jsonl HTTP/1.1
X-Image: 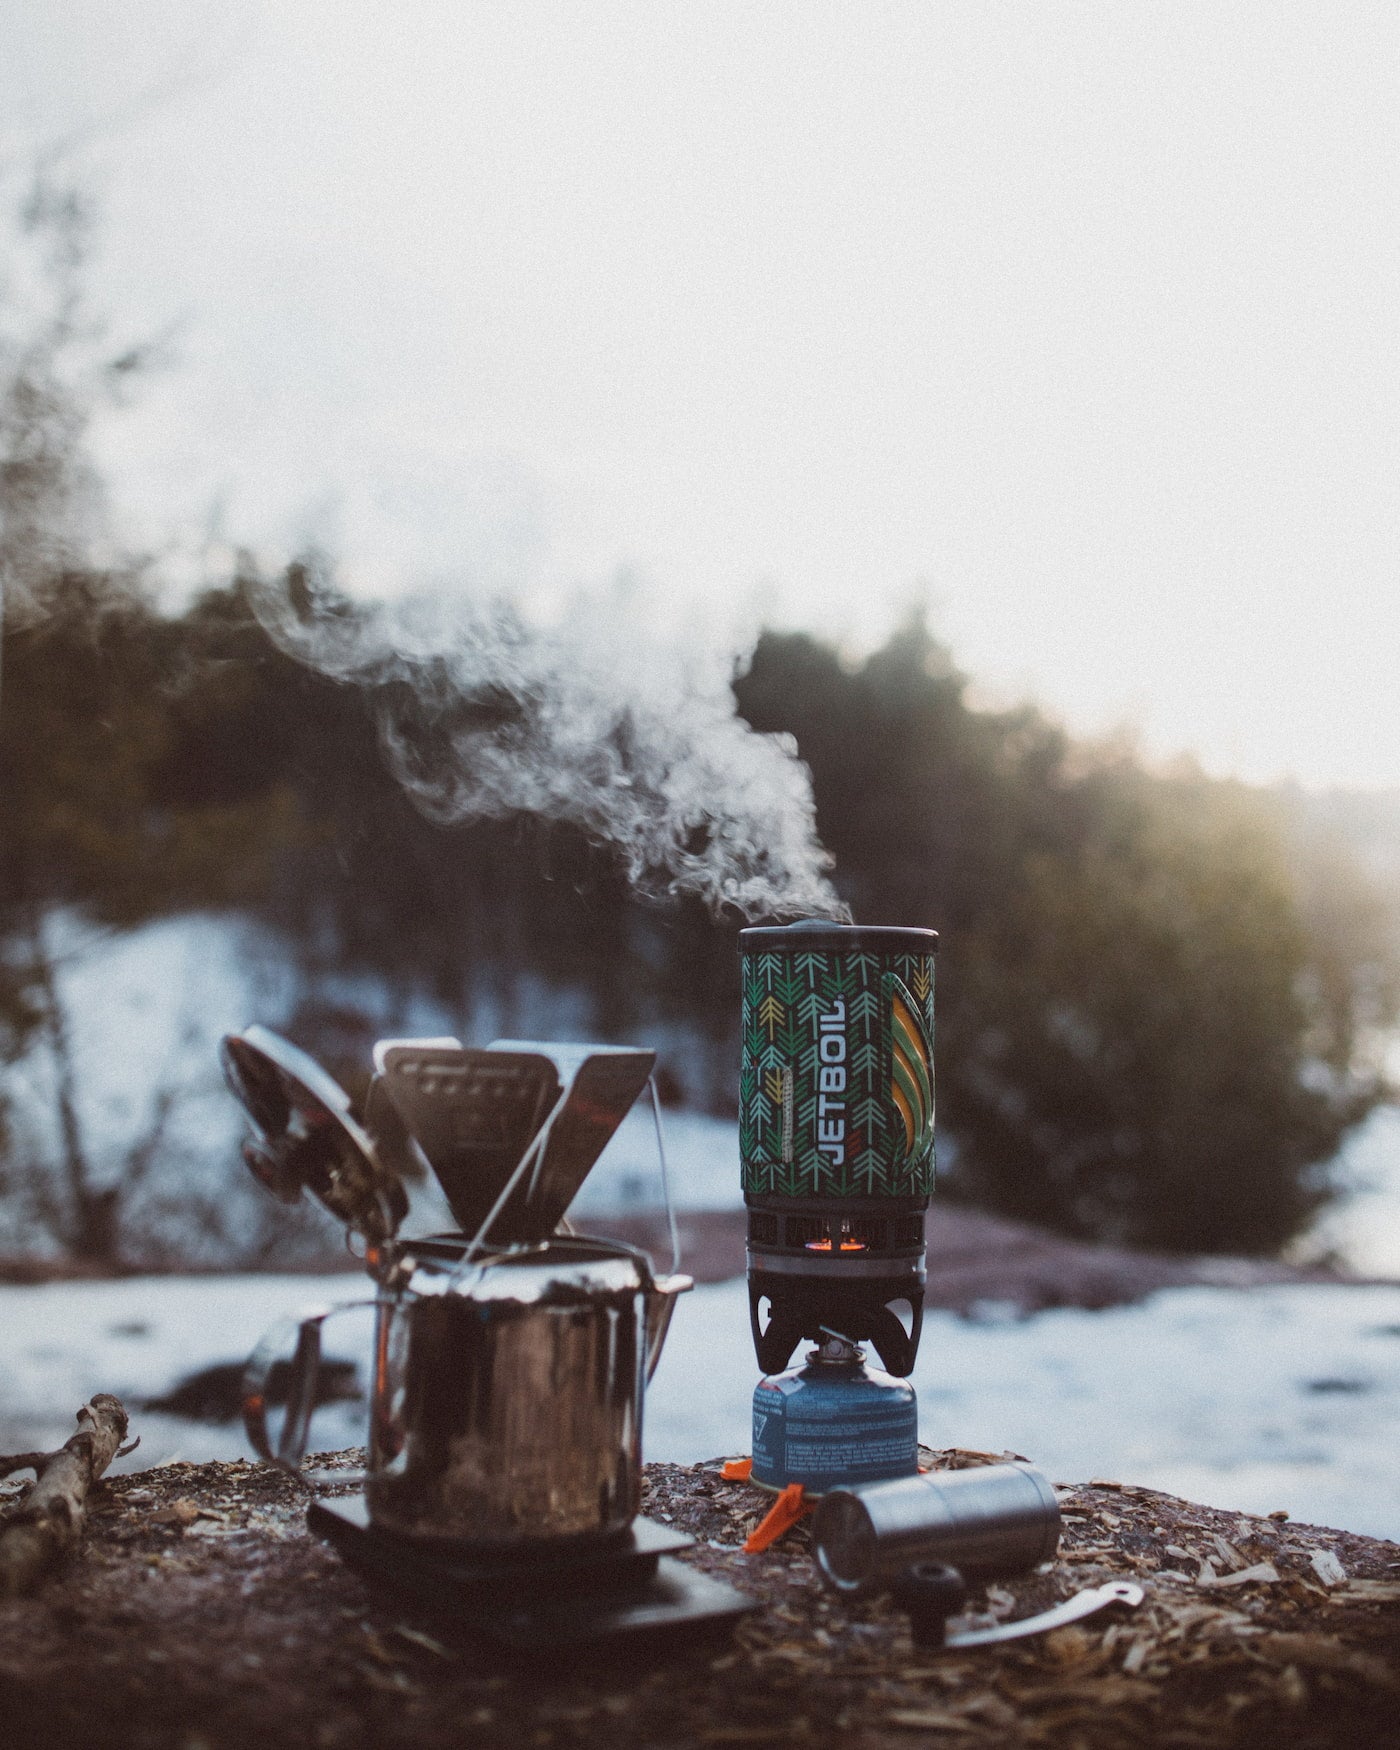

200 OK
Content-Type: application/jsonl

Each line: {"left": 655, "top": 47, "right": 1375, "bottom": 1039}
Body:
{"left": 643, "top": 1273, "right": 693, "bottom": 1383}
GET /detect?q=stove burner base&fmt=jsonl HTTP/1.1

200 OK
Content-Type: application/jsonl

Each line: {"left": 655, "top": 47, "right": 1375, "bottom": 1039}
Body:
{"left": 308, "top": 1494, "right": 754, "bottom": 1650}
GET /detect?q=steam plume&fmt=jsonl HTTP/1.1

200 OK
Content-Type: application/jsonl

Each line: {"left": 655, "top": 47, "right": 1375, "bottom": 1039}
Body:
{"left": 252, "top": 563, "right": 847, "bottom": 922}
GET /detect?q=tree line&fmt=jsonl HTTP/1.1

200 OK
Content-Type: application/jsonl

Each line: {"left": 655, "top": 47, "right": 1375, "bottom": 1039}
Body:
{"left": 0, "top": 567, "right": 1395, "bottom": 1263}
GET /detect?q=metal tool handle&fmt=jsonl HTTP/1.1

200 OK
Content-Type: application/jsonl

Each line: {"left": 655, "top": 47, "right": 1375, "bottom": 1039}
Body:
{"left": 945, "top": 1580, "right": 1144, "bottom": 1648}
{"left": 241, "top": 1301, "right": 377, "bottom": 1473}
{"left": 890, "top": 1562, "right": 969, "bottom": 1647}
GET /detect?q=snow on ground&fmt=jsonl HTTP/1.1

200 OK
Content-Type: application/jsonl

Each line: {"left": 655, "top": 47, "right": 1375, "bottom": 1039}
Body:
{"left": 653, "top": 1279, "right": 1400, "bottom": 1542}
{"left": 0, "top": 913, "right": 278, "bottom": 1253}
{"left": 0, "top": 1274, "right": 374, "bottom": 1470}
{"left": 0, "top": 909, "right": 734, "bottom": 1253}
{"left": 1310, "top": 1102, "right": 1400, "bottom": 1277}
{"left": 2, "top": 1272, "right": 1398, "bottom": 1542}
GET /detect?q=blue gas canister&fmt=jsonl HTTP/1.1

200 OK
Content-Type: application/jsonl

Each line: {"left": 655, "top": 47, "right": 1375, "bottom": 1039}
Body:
{"left": 751, "top": 1333, "right": 918, "bottom": 1494}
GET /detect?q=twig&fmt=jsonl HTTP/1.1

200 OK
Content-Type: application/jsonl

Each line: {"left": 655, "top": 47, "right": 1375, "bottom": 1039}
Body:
{"left": 0, "top": 1394, "right": 129, "bottom": 1596}
{"left": 0, "top": 1452, "right": 51, "bottom": 1480}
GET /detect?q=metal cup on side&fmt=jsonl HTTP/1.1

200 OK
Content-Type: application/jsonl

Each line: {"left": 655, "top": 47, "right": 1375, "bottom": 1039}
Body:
{"left": 810, "top": 1461, "right": 1062, "bottom": 1593}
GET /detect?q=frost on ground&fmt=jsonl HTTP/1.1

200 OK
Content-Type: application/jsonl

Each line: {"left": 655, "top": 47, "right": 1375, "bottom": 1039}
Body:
{"left": 2, "top": 1273, "right": 1398, "bottom": 1543}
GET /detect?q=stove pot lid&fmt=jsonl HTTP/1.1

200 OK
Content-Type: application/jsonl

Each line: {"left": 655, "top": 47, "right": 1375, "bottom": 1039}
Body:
{"left": 403, "top": 1236, "right": 652, "bottom": 1307}
{"left": 220, "top": 1024, "right": 409, "bottom": 1243}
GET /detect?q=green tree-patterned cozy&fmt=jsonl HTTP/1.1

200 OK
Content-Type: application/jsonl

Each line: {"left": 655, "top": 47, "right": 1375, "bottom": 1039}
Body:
{"left": 740, "top": 921, "right": 937, "bottom": 1378}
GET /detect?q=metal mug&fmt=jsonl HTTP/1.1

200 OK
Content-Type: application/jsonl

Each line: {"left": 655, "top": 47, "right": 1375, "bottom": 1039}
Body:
{"left": 810, "top": 1461, "right": 1062, "bottom": 1592}
{"left": 243, "top": 1234, "right": 692, "bottom": 1546}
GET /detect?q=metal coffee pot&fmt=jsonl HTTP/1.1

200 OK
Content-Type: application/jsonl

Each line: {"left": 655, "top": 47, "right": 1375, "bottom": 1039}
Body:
{"left": 223, "top": 1028, "right": 691, "bottom": 1548}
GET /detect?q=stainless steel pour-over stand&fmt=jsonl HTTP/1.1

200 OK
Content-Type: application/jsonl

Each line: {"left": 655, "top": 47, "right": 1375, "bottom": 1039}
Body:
{"left": 222, "top": 1026, "right": 753, "bottom": 1649}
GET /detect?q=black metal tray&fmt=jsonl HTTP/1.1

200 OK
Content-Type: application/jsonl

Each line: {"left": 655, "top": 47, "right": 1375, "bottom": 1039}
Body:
{"left": 308, "top": 1495, "right": 755, "bottom": 1650}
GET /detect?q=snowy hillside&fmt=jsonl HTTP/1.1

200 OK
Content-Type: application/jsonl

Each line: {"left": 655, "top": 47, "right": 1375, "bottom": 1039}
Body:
{"left": 1, "top": 1271, "right": 1397, "bottom": 1542}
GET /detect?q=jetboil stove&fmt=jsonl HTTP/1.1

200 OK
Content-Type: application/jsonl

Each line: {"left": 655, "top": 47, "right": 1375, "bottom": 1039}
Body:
{"left": 739, "top": 921, "right": 937, "bottom": 1493}
{"left": 221, "top": 1027, "right": 752, "bottom": 1650}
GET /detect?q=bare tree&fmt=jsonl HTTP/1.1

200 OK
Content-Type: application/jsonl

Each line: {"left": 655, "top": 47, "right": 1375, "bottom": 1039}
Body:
{"left": 0, "top": 166, "right": 183, "bottom": 1264}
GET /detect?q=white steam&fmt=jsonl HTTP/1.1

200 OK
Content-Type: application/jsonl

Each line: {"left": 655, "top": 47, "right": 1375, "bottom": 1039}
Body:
{"left": 252, "top": 565, "right": 847, "bottom": 922}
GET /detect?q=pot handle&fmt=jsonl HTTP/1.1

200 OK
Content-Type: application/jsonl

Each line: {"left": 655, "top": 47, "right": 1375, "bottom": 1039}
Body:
{"left": 242, "top": 1300, "right": 377, "bottom": 1473}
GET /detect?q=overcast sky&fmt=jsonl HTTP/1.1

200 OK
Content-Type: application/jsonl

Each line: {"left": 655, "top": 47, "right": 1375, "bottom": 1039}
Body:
{"left": 4, "top": 1, "right": 1398, "bottom": 788}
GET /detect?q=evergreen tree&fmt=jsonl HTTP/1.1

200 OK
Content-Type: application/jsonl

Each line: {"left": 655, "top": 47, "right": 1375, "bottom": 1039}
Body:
{"left": 737, "top": 620, "right": 1397, "bottom": 1253}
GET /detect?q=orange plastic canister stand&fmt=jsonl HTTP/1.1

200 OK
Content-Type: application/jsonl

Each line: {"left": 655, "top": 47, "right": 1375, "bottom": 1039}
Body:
{"left": 718, "top": 1457, "right": 812, "bottom": 1553}
{"left": 742, "top": 1483, "right": 811, "bottom": 1553}
{"left": 720, "top": 1454, "right": 934, "bottom": 1553}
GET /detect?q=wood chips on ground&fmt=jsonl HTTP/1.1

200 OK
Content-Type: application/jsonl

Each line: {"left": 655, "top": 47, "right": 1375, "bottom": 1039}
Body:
{"left": 0, "top": 1446, "right": 1396, "bottom": 1749}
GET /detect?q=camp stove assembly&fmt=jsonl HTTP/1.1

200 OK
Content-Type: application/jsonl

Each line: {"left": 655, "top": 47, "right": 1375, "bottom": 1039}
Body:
{"left": 221, "top": 1026, "right": 751, "bottom": 1650}
{"left": 734, "top": 926, "right": 1141, "bottom": 1653}
{"left": 740, "top": 921, "right": 937, "bottom": 1493}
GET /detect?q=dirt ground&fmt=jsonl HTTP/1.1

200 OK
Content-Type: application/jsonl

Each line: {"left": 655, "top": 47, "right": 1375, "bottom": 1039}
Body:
{"left": 1, "top": 1444, "right": 1396, "bottom": 1750}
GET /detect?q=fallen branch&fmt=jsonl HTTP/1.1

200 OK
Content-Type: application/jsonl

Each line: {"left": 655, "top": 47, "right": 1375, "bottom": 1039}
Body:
{"left": 0, "top": 1394, "right": 131, "bottom": 1597}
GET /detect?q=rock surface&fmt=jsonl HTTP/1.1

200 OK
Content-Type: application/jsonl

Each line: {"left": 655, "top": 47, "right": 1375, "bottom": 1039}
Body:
{"left": 0, "top": 1450, "right": 1396, "bottom": 1749}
